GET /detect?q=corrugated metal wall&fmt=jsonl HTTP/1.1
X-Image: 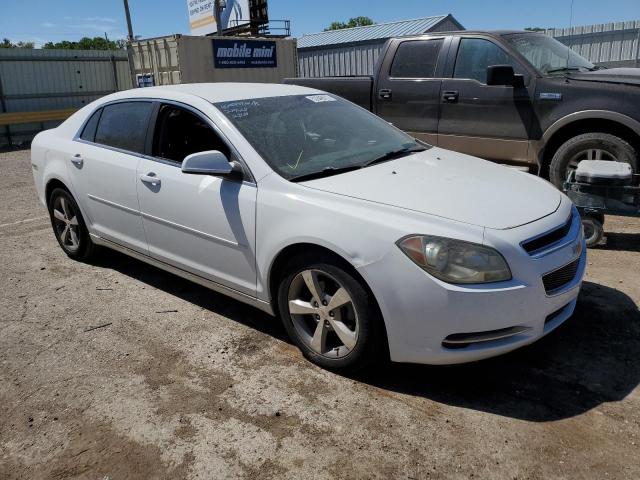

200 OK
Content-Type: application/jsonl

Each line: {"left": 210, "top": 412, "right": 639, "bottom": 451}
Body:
{"left": 298, "top": 41, "right": 384, "bottom": 78}
{"left": 0, "top": 48, "right": 131, "bottom": 147}
{"left": 297, "top": 17, "right": 463, "bottom": 78}
{"left": 547, "top": 20, "right": 640, "bottom": 68}
{"left": 131, "top": 35, "right": 298, "bottom": 85}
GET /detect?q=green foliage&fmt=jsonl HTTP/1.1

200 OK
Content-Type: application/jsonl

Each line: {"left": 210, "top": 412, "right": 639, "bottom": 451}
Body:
{"left": 42, "top": 36, "right": 126, "bottom": 50}
{"left": 324, "top": 16, "right": 375, "bottom": 31}
{"left": 0, "top": 38, "right": 35, "bottom": 48}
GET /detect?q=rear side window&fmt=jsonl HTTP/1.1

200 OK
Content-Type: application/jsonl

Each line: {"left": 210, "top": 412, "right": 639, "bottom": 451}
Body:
{"left": 80, "top": 108, "right": 102, "bottom": 142}
{"left": 390, "top": 39, "right": 443, "bottom": 78}
{"left": 453, "top": 38, "right": 517, "bottom": 84}
{"left": 94, "top": 101, "right": 153, "bottom": 153}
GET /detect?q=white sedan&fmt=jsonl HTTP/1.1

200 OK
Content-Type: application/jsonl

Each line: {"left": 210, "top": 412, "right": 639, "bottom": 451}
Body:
{"left": 31, "top": 83, "right": 586, "bottom": 371}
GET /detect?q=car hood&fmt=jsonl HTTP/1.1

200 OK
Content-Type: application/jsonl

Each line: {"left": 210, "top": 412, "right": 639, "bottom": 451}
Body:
{"left": 568, "top": 67, "right": 640, "bottom": 86}
{"left": 302, "top": 148, "right": 561, "bottom": 230}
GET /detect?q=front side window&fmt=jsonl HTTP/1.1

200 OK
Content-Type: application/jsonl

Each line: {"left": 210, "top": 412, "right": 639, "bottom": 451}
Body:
{"left": 153, "top": 105, "right": 230, "bottom": 164}
{"left": 390, "top": 39, "right": 443, "bottom": 78}
{"left": 214, "top": 94, "right": 424, "bottom": 180}
{"left": 453, "top": 38, "right": 518, "bottom": 84}
{"left": 503, "top": 33, "right": 596, "bottom": 75}
{"left": 94, "top": 101, "right": 153, "bottom": 153}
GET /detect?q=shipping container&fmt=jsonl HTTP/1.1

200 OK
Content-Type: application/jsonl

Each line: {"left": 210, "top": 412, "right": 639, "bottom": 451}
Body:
{"left": 130, "top": 34, "right": 298, "bottom": 86}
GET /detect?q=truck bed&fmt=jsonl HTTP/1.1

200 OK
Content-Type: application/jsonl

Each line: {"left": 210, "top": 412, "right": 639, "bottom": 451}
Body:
{"left": 284, "top": 76, "right": 374, "bottom": 111}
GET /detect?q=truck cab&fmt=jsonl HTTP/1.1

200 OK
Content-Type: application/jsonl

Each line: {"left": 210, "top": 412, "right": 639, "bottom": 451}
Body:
{"left": 287, "top": 31, "right": 640, "bottom": 187}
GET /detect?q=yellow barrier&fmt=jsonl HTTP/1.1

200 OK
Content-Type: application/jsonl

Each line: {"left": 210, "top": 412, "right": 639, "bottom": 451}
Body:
{"left": 0, "top": 108, "right": 78, "bottom": 127}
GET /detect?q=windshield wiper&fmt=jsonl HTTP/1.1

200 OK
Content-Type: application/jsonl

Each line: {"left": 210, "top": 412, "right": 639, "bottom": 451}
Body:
{"left": 289, "top": 165, "right": 363, "bottom": 182}
{"left": 364, "top": 146, "right": 427, "bottom": 167}
{"left": 545, "top": 66, "right": 585, "bottom": 74}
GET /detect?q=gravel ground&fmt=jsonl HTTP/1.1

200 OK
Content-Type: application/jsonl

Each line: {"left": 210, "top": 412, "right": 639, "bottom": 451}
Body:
{"left": 0, "top": 148, "right": 639, "bottom": 480}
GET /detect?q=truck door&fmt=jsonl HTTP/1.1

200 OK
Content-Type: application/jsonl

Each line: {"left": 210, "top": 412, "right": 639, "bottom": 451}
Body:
{"left": 374, "top": 37, "right": 448, "bottom": 145}
{"left": 438, "top": 36, "right": 535, "bottom": 164}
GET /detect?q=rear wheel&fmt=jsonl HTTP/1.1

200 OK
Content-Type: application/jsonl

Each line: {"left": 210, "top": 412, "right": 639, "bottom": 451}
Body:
{"left": 277, "top": 255, "right": 385, "bottom": 372}
{"left": 549, "top": 132, "right": 638, "bottom": 188}
{"left": 48, "top": 188, "right": 96, "bottom": 260}
{"left": 582, "top": 215, "right": 604, "bottom": 248}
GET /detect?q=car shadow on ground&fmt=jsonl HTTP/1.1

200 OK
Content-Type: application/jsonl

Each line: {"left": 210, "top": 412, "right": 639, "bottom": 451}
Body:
{"left": 92, "top": 249, "right": 639, "bottom": 423}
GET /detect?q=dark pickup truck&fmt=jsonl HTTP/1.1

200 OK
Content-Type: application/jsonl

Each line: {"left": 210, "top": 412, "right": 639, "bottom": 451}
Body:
{"left": 286, "top": 31, "right": 640, "bottom": 187}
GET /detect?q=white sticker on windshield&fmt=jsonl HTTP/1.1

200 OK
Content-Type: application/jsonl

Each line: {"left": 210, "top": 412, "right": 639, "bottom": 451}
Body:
{"left": 305, "top": 95, "right": 336, "bottom": 103}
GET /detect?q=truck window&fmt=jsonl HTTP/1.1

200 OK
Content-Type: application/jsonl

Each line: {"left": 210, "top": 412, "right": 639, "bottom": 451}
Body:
{"left": 390, "top": 39, "right": 443, "bottom": 78}
{"left": 453, "top": 38, "right": 517, "bottom": 84}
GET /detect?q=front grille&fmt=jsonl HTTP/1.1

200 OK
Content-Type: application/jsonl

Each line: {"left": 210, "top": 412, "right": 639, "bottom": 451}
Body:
{"left": 522, "top": 212, "right": 574, "bottom": 255}
{"left": 542, "top": 258, "right": 580, "bottom": 294}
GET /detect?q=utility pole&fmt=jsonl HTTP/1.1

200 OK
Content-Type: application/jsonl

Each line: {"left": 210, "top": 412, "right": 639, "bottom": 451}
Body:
{"left": 214, "top": 0, "right": 223, "bottom": 36}
{"left": 122, "top": 0, "right": 137, "bottom": 88}
{"left": 123, "top": 0, "right": 134, "bottom": 42}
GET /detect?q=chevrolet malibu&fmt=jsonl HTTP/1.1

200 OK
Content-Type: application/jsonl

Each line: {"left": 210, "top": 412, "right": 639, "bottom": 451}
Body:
{"left": 31, "top": 83, "right": 586, "bottom": 371}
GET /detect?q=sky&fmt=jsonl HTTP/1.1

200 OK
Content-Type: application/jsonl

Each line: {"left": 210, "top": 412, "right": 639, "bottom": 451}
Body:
{"left": 1, "top": 0, "right": 639, "bottom": 47}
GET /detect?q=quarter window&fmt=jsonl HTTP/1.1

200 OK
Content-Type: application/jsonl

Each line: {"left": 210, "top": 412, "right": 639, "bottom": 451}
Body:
{"left": 80, "top": 108, "right": 102, "bottom": 142}
{"left": 453, "top": 38, "right": 518, "bottom": 84}
{"left": 153, "top": 105, "right": 230, "bottom": 164}
{"left": 390, "top": 39, "right": 443, "bottom": 78}
{"left": 94, "top": 101, "right": 153, "bottom": 153}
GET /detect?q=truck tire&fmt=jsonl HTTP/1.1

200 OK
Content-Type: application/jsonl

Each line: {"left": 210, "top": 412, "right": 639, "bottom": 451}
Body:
{"left": 549, "top": 132, "right": 638, "bottom": 188}
{"left": 582, "top": 214, "right": 604, "bottom": 248}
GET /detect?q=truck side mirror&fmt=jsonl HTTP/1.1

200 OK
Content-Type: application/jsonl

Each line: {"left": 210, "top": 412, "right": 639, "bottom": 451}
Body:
{"left": 486, "top": 65, "right": 524, "bottom": 88}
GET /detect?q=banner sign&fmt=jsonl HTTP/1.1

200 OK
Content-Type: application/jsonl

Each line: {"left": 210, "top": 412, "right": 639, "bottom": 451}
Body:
{"left": 187, "top": 0, "right": 250, "bottom": 36}
{"left": 213, "top": 39, "right": 277, "bottom": 68}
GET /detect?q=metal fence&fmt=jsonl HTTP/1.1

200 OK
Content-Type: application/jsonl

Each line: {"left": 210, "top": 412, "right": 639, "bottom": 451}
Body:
{"left": 0, "top": 48, "right": 132, "bottom": 147}
{"left": 547, "top": 20, "right": 640, "bottom": 68}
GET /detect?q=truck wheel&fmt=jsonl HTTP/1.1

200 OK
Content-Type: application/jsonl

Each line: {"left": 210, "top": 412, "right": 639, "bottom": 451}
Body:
{"left": 582, "top": 215, "right": 604, "bottom": 248}
{"left": 549, "top": 133, "right": 638, "bottom": 188}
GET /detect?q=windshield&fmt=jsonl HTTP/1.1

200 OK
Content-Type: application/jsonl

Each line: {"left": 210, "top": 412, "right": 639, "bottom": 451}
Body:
{"left": 504, "top": 33, "right": 596, "bottom": 74}
{"left": 214, "top": 94, "right": 425, "bottom": 180}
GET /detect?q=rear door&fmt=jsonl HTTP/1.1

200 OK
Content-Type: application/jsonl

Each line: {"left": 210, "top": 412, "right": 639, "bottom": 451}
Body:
{"left": 136, "top": 102, "right": 258, "bottom": 296}
{"left": 68, "top": 100, "right": 152, "bottom": 253}
{"left": 374, "top": 37, "right": 448, "bottom": 145}
{"left": 437, "top": 35, "right": 535, "bottom": 163}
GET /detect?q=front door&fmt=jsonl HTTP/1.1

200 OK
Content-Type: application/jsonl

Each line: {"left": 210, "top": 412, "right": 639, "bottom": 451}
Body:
{"left": 375, "top": 37, "right": 446, "bottom": 145}
{"left": 438, "top": 36, "right": 535, "bottom": 163}
{"left": 136, "top": 103, "right": 257, "bottom": 296}
{"left": 68, "top": 101, "right": 153, "bottom": 253}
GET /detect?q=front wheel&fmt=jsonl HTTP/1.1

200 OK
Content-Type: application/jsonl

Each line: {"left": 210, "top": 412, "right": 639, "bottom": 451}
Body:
{"left": 549, "top": 132, "right": 638, "bottom": 188}
{"left": 48, "top": 187, "right": 96, "bottom": 260}
{"left": 277, "top": 255, "right": 385, "bottom": 372}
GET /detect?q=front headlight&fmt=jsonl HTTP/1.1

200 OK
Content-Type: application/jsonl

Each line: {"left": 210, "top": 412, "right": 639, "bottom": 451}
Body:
{"left": 397, "top": 235, "right": 512, "bottom": 284}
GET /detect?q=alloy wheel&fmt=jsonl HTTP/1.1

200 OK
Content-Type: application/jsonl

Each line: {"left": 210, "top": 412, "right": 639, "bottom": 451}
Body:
{"left": 287, "top": 269, "right": 359, "bottom": 359}
{"left": 52, "top": 195, "right": 80, "bottom": 252}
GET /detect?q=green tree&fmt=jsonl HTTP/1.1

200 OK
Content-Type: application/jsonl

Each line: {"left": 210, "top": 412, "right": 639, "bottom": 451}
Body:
{"left": 42, "top": 36, "right": 126, "bottom": 50}
{"left": 325, "top": 16, "right": 375, "bottom": 31}
{"left": 0, "top": 38, "right": 35, "bottom": 48}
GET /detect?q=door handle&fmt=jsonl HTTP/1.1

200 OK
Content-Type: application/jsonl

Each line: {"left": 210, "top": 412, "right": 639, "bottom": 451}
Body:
{"left": 442, "top": 90, "right": 459, "bottom": 103}
{"left": 70, "top": 154, "right": 83, "bottom": 167}
{"left": 378, "top": 88, "right": 392, "bottom": 100}
{"left": 139, "top": 173, "right": 161, "bottom": 186}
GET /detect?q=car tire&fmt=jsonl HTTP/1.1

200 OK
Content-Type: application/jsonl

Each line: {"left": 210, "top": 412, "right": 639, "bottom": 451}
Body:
{"left": 549, "top": 132, "right": 638, "bottom": 188}
{"left": 582, "top": 215, "right": 604, "bottom": 248}
{"left": 277, "top": 253, "right": 386, "bottom": 372}
{"left": 48, "top": 187, "right": 96, "bottom": 261}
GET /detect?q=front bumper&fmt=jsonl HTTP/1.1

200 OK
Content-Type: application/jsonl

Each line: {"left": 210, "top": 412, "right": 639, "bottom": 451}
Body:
{"left": 358, "top": 200, "right": 586, "bottom": 365}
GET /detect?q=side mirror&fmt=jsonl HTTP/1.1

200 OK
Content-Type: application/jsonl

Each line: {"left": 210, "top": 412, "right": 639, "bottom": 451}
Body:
{"left": 486, "top": 65, "right": 525, "bottom": 88}
{"left": 181, "top": 150, "right": 243, "bottom": 180}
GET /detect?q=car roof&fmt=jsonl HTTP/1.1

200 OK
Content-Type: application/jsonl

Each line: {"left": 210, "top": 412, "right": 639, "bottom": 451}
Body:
{"left": 106, "top": 82, "right": 322, "bottom": 104}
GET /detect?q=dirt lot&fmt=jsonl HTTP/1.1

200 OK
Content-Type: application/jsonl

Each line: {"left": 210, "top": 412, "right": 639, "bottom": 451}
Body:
{"left": 0, "top": 148, "right": 639, "bottom": 480}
